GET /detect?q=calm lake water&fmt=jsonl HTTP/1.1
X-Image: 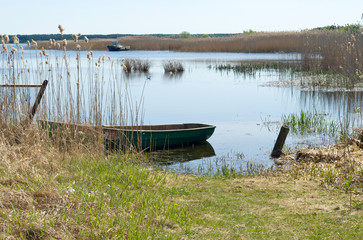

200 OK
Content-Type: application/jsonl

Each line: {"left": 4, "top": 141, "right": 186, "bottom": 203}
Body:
{"left": 4, "top": 49, "right": 363, "bottom": 174}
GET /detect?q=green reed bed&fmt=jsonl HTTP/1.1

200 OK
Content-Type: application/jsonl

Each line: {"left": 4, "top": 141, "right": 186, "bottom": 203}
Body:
{"left": 214, "top": 62, "right": 302, "bottom": 77}
{"left": 282, "top": 110, "right": 339, "bottom": 137}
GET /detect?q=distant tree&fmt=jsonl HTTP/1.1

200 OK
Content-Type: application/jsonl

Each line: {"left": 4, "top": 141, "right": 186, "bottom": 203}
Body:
{"left": 179, "top": 31, "right": 192, "bottom": 39}
{"left": 313, "top": 24, "right": 362, "bottom": 32}
{"left": 201, "top": 34, "right": 210, "bottom": 38}
{"left": 242, "top": 29, "right": 255, "bottom": 34}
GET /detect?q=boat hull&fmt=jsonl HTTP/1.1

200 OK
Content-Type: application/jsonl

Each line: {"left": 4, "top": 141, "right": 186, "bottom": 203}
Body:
{"left": 39, "top": 121, "right": 216, "bottom": 151}
{"left": 103, "top": 123, "right": 216, "bottom": 150}
{"left": 107, "top": 45, "right": 129, "bottom": 51}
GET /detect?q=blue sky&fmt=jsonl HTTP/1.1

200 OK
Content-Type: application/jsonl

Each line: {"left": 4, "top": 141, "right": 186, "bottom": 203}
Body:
{"left": 3, "top": 0, "right": 363, "bottom": 35}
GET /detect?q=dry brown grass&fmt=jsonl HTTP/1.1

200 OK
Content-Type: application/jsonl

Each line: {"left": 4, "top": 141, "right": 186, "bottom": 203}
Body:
{"left": 0, "top": 121, "right": 106, "bottom": 239}
{"left": 117, "top": 32, "right": 302, "bottom": 52}
{"left": 36, "top": 32, "right": 303, "bottom": 52}
{"left": 276, "top": 129, "right": 363, "bottom": 190}
{"left": 300, "top": 30, "right": 363, "bottom": 86}
{"left": 37, "top": 38, "right": 116, "bottom": 51}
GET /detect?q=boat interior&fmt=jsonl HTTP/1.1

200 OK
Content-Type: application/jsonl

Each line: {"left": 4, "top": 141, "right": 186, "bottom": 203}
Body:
{"left": 103, "top": 123, "right": 214, "bottom": 131}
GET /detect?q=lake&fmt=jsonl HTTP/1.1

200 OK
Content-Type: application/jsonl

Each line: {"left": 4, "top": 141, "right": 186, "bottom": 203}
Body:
{"left": 3, "top": 48, "right": 363, "bottom": 174}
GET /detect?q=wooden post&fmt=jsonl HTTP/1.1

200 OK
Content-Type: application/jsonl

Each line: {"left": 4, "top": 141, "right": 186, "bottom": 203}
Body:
{"left": 29, "top": 80, "right": 48, "bottom": 122}
{"left": 20, "top": 80, "right": 48, "bottom": 127}
{"left": 1, "top": 81, "right": 48, "bottom": 127}
{"left": 271, "top": 125, "right": 289, "bottom": 158}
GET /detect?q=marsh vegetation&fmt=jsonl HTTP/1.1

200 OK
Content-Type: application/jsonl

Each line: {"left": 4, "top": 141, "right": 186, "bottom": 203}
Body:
{"left": 163, "top": 60, "right": 184, "bottom": 73}
{"left": 1, "top": 25, "right": 363, "bottom": 238}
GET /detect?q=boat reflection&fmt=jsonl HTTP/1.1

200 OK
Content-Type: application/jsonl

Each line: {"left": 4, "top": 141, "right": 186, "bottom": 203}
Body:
{"left": 150, "top": 141, "right": 215, "bottom": 165}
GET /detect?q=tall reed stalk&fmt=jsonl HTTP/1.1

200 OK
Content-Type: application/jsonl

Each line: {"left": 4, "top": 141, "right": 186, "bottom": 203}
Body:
{"left": 1, "top": 29, "right": 145, "bottom": 155}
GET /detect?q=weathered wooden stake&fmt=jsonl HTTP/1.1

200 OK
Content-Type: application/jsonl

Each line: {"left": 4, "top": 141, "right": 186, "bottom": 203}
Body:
{"left": 29, "top": 80, "right": 48, "bottom": 122}
{"left": 271, "top": 125, "right": 289, "bottom": 158}
{"left": 20, "top": 80, "right": 48, "bottom": 127}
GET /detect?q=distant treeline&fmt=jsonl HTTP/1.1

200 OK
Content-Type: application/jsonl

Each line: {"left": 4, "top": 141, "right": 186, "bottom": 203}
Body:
{"left": 7, "top": 24, "right": 362, "bottom": 43}
{"left": 312, "top": 23, "right": 362, "bottom": 32}
{"left": 11, "top": 33, "right": 238, "bottom": 43}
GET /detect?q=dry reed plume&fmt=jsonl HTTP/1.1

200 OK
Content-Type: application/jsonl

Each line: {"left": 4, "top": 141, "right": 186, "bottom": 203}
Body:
{"left": 58, "top": 24, "right": 64, "bottom": 36}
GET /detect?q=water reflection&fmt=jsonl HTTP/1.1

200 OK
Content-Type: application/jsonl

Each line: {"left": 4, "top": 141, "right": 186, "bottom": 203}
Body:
{"left": 150, "top": 141, "right": 215, "bottom": 165}
{"left": 299, "top": 90, "right": 363, "bottom": 114}
{"left": 163, "top": 72, "right": 184, "bottom": 80}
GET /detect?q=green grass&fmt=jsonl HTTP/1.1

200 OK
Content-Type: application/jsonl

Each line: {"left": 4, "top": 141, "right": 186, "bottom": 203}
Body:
{"left": 164, "top": 175, "right": 362, "bottom": 239}
{"left": 282, "top": 109, "right": 339, "bottom": 137}
{"left": 1, "top": 154, "right": 362, "bottom": 239}
{"left": 214, "top": 62, "right": 301, "bottom": 76}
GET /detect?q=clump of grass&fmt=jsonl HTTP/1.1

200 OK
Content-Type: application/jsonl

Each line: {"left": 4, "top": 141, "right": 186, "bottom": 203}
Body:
{"left": 121, "top": 58, "right": 132, "bottom": 72}
{"left": 215, "top": 61, "right": 302, "bottom": 77}
{"left": 282, "top": 110, "right": 339, "bottom": 137}
{"left": 354, "top": 128, "right": 363, "bottom": 142}
{"left": 280, "top": 138, "right": 363, "bottom": 191}
{"left": 133, "top": 59, "right": 150, "bottom": 72}
{"left": 163, "top": 61, "right": 184, "bottom": 73}
{"left": 121, "top": 58, "right": 150, "bottom": 73}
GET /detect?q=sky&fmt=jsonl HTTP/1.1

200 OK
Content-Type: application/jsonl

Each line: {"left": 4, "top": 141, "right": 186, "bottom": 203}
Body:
{"left": 2, "top": 0, "right": 363, "bottom": 35}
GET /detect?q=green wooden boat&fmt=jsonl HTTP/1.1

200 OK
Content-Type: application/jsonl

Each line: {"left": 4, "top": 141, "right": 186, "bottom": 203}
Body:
{"left": 39, "top": 120, "right": 216, "bottom": 150}
{"left": 103, "top": 123, "right": 216, "bottom": 150}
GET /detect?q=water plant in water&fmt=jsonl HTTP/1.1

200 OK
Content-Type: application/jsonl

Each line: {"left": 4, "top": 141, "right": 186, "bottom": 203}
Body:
{"left": 215, "top": 61, "right": 301, "bottom": 74}
{"left": 163, "top": 60, "right": 184, "bottom": 73}
{"left": 282, "top": 110, "right": 339, "bottom": 137}
{"left": 121, "top": 58, "right": 150, "bottom": 73}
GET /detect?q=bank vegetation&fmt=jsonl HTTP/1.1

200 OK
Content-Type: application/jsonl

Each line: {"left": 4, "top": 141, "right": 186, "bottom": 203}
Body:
{"left": 1, "top": 25, "right": 362, "bottom": 239}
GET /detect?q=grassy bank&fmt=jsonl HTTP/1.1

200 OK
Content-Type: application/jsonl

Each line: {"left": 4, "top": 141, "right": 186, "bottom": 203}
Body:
{"left": 0, "top": 128, "right": 362, "bottom": 239}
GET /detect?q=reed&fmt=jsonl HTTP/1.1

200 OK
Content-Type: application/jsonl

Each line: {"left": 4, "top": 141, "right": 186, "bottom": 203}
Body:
{"left": 214, "top": 61, "right": 302, "bottom": 77}
{"left": 1, "top": 28, "right": 145, "bottom": 156}
{"left": 163, "top": 61, "right": 184, "bottom": 73}
{"left": 299, "top": 30, "right": 363, "bottom": 88}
